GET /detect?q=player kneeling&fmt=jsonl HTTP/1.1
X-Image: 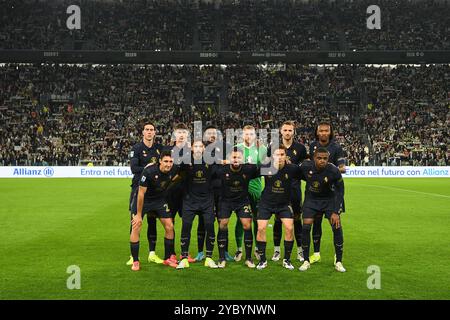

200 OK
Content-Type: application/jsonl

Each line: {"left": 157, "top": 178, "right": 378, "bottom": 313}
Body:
{"left": 130, "top": 151, "right": 180, "bottom": 271}
{"left": 298, "top": 147, "right": 346, "bottom": 273}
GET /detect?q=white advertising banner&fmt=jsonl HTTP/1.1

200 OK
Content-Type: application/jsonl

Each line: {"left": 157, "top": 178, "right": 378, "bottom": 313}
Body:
{"left": 0, "top": 166, "right": 133, "bottom": 178}
{"left": 342, "top": 166, "right": 450, "bottom": 178}
{"left": 0, "top": 166, "right": 449, "bottom": 178}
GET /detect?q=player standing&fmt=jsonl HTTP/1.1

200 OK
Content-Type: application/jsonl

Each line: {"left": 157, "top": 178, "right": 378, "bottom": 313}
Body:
{"left": 308, "top": 122, "right": 346, "bottom": 264}
{"left": 216, "top": 149, "right": 259, "bottom": 268}
{"left": 176, "top": 140, "right": 220, "bottom": 269}
{"left": 256, "top": 145, "right": 300, "bottom": 270}
{"left": 165, "top": 123, "right": 195, "bottom": 263}
{"left": 195, "top": 125, "right": 234, "bottom": 262}
{"left": 234, "top": 125, "right": 267, "bottom": 261}
{"left": 126, "top": 120, "right": 164, "bottom": 266}
{"left": 269, "top": 121, "right": 307, "bottom": 262}
{"left": 298, "top": 147, "right": 346, "bottom": 272}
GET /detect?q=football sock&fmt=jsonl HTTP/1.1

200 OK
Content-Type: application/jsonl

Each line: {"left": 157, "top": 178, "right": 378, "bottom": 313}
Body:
{"left": 257, "top": 241, "right": 267, "bottom": 262}
{"left": 284, "top": 240, "right": 294, "bottom": 261}
{"left": 273, "top": 218, "right": 282, "bottom": 247}
{"left": 301, "top": 224, "right": 312, "bottom": 262}
{"left": 312, "top": 215, "right": 323, "bottom": 253}
{"left": 294, "top": 219, "right": 302, "bottom": 248}
{"left": 147, "top": 216, "right": 157, "bottom": 252}
{"left": 130, "top": 241, "right": 139, "bottom": 262}
{"left": 244, "top": 228, "right": 253, "bottom": 260}
{"left": 332, "top": 225, "right": 344, "bottom": 263}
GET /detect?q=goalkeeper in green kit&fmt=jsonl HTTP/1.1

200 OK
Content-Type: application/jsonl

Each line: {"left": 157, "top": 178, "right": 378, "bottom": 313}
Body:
{"left": 233, "top": 125, "right": 267, "bottom": 261}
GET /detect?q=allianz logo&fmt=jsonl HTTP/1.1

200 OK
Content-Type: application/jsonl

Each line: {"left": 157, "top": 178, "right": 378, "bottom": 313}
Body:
{"left": 13, "top": 167, "right": 55, "bottom": 177}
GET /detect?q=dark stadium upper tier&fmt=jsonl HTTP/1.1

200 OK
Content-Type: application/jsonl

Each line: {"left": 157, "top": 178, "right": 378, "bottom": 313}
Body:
{"left": 1, "top": 0, "right": 449, "bottom": 51}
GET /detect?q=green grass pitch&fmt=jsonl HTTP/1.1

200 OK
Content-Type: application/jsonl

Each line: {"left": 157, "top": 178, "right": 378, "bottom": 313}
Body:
{"left": 0, "top": 178, "right": 449, "bottom": 300}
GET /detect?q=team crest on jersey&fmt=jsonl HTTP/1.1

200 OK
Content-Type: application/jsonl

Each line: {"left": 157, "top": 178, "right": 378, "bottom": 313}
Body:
{"left": 274, "top": 180, "right": 282, "bottom": 188}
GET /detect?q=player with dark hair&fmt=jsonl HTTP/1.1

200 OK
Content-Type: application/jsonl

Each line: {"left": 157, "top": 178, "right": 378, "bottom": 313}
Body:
{"left": 308, "top": 121, "right": 346, "bottom": 264}
{"left": 176, "top": 140, "right": 220, "bottom": 269}
{"left": 126, "top": 120, "right": 164, "bottom": 266}
{"left": 194, "top": 125, "right": 234, "bottom": 262}
{"left": 256, "top": 145, "right": 301, "bottom": 270}
{"left": 298, "top": 147, "right": 346, "bottom": 272}
{"left": 215, "top": 148, "right": 259, "bottom": 268}
{"left": 234, "top": 125, "right": 267, "bottom": 262}
{"left": 129, "top": 151, "right": 180, "bottom": 271}
{"left": 164, "top": 122, "right": 195, "bottom": 263}
{"left": 268, "top": 121, "right": 307, "bottom": 263}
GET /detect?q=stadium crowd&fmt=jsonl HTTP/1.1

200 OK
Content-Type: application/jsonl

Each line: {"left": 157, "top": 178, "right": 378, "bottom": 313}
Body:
{"left": 0, "top": 63, "right": 448, "bottom": 167}
{"left": 1, "top": 0, "right": 449, "bottom": 51}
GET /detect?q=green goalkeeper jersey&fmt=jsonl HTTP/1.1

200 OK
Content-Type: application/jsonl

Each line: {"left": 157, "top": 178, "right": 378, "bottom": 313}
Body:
{"left": 236, "top": 142, "right": 267, "bottom": 200}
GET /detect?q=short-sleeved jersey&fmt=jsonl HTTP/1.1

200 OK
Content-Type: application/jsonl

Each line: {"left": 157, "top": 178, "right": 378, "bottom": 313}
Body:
{"left": 235, "top": 142, "right": 267, "bottom": 199}
{"left": 268, "top": 141, "right": 307, "bottom": 189}
{"left": 129, "top": 142, "right": 163, "bottom": 188}
{"left": 260, "top": 164, "right": 302, "bottom": 207}
{"left": 299, "top": 160, "right": 345, "bottom": 212}
{"left": 216, "top": 164, "right": 260, "bottom": 203}
{"left": 180, "top": 160, "right": 219, "bottom": 203}
{"left": 309, "top": 139, "right": 345, "bottom": 167}
{"left": 139, "top": 165, "right": 179, "bottom": 202}
{"left": 267, "top": 141, "right": 307, "bottom": 165}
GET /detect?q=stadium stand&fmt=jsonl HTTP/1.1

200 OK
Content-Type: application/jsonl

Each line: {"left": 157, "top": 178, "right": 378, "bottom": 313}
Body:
{"left": 0, "top": 64, "right": 448, "bottom": 166}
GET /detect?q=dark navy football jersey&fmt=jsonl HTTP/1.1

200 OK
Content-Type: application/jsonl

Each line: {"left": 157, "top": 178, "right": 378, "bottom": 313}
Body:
{"left": 309, "top": 139, "right": 345, "bottom": 167}
{"left": 299, "top": 160, "right": 344, "bottom": 212}
{"left": 180, "top": 160, "right": 219, "bottom": 203}
{"left": 268, "top": 141, "right": 307, "bottom": 165}
{"left": 260, "top": 164, "right": 302, "bottom": 206}
{"left": 139, "top": 165, "right": 179, "bottom": 202}
{"left": 216, "top": 164, "right": 259, "bottom": 203}
{"left": 129, "top": 142, "right": 163, "bottom": 188}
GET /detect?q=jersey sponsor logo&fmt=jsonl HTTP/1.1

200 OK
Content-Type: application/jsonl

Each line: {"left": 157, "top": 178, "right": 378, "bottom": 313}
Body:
{"left": 196, "top": 170, "right": 204, "bottom": 178}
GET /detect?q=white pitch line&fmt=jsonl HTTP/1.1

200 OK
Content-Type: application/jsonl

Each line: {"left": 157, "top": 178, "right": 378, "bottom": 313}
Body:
{"left": 352, "top": 183, "right": 450, "bottom": 200}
